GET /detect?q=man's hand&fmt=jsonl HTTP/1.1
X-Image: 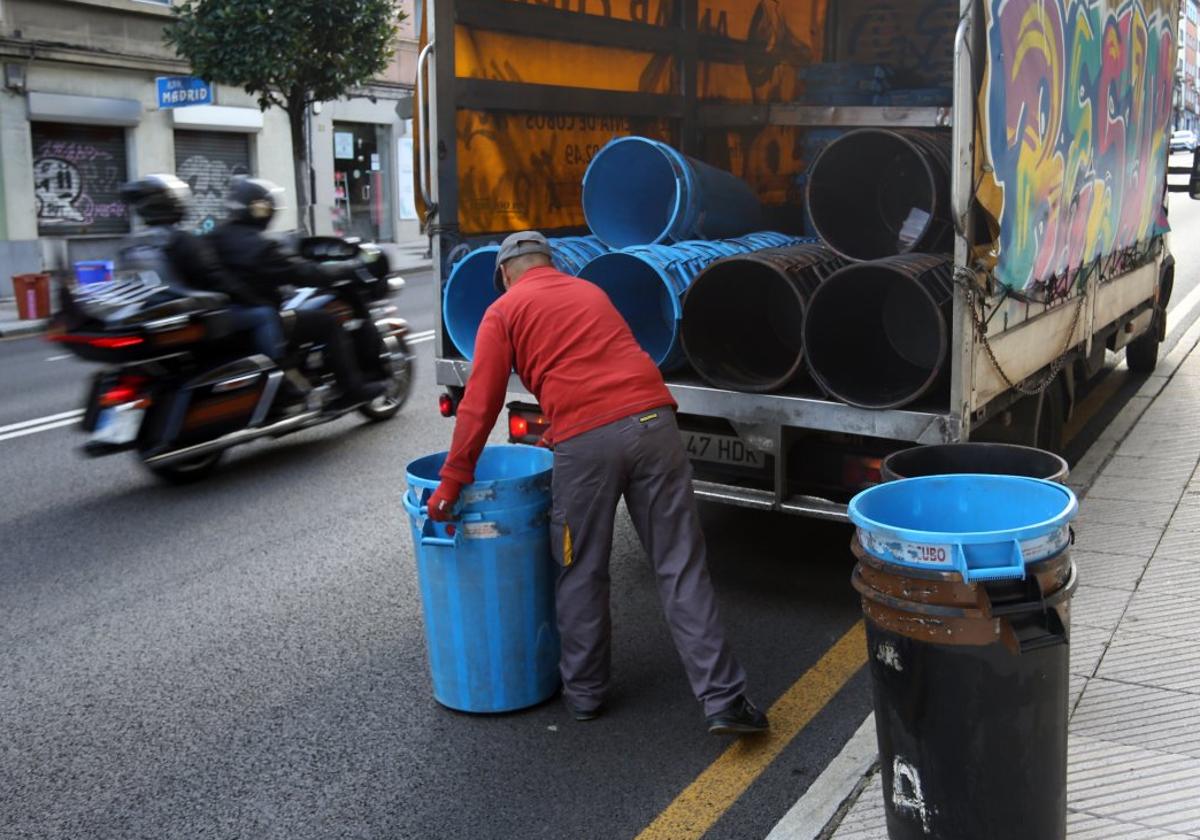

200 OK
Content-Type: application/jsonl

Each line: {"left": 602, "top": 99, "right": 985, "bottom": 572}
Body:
{"left": 427, "top": 479, "right": 464, "bottom": 522}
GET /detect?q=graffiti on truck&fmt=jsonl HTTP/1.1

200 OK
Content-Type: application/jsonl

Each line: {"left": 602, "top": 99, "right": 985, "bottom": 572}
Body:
{"left": 980, "top": 0, "right": 1176, "bottom": 294}
{"left": 838, "top": 0, "right": 959, "bottom": 87}
{"left": 33, "top": 141, "right": 127, "bottom": 230}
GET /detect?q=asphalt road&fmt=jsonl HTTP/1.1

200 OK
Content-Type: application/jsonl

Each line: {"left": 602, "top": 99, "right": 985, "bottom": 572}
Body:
{"left": 3, "top": 189, "right": 1199, "bottom": 839}
{"left": 0, "top": 268, "right": 869, "bottom": 840}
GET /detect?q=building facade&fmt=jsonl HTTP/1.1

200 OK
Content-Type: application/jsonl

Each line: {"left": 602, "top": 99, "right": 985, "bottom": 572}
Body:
{"left": 1179, "top": 0, "right": 1200, "bottom": 132}
{"left": 0, "top": 0, "right": 418, "bottom": 297}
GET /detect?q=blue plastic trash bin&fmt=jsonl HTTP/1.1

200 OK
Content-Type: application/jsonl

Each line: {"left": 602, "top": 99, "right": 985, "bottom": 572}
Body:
{"left": 849, "top": 473, "right": 1077, "bottom": 582}
{"left": 403, "top": 445, "right": 560, "bottom": 713}
{"left": 74, "top": 260, "right": 114, "bottom": 286}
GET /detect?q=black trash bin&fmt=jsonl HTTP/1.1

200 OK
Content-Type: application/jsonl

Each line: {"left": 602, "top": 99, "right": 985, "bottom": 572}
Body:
{"left": 882, "top": 442, "right": 1069, "bottom": 484}
{"left": 849, "top": 474, "right": 1078, "bottom": 840}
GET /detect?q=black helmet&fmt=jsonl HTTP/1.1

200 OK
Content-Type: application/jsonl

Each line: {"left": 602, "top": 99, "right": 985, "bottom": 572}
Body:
{"left": 226, "top": 176, "right": 285, "bottom": 229}
{"left": 120, "top": 174, "right": 191, "bottom": 227}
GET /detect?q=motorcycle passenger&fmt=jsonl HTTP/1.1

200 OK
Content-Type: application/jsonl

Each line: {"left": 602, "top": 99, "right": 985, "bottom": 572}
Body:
{"left": 208, "top": 177, "right": 383, "bottom": 409}
{"left": 119, "top": 175, "right": 284, "bottom": 362}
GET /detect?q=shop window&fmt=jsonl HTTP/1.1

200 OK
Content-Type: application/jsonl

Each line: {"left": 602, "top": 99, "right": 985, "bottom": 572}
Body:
{"left": 31, "top": 123, "right": 130, "bottom": 236}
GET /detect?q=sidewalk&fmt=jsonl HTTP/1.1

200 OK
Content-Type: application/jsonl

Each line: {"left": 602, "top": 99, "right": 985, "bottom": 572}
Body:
{"left": 377, "top": 236, "right": 433, "bottom": 274}
{"left": 0, "top": 298, "right": 48, "bottom": 339}
{"left": 803, "top": 324, "right": 1200, "bottom": 839}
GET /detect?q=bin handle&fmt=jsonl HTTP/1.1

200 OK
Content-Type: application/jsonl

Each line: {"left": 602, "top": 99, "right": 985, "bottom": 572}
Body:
{"left": 955, "top": 539, "right": 1028, "bottom": 583}
{"left": 418, "top": 506, "right": 484, "bottom": 547}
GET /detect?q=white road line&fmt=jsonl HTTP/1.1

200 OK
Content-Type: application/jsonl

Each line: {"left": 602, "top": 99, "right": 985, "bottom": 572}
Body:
{"left": 0, "top": 417, "right": 81, "bottom": 444}
{"left": 0, "top": 409, "right": 85, "bottom": 436}
{"left": 408, "top": 331, "right": 436, "bottom": 345}
{"left": 1168, "top": 280, "right": 1200, "bottom": 333}
{"left": 45, "top": 353, "right": 74, "bottom": 362}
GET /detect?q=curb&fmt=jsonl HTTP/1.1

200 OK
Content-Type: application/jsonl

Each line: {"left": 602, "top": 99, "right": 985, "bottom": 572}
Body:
{"left": 0, "top": 318, "right": 49, "bottom": 339}
{"left": 771, "top": 290, "right": 1200, "bottom": 840}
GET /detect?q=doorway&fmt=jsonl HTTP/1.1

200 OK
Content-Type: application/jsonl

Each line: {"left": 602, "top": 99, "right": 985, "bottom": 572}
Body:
{"left": 332, "top": 122, "right": 394, "bottom": 242}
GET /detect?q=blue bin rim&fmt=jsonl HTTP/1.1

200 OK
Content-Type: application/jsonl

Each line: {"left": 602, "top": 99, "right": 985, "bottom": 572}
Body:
{"left": 582, "top": 136, "right": 691, "bottom": 247}
{"left": 848, "top": 473, "right": 1078, "bottom": 547}
{"left": 442, "top": 245, "right": 501, "bottom": 360}
{"left": 405, "top": 444, "right": 554, "bottom": 491}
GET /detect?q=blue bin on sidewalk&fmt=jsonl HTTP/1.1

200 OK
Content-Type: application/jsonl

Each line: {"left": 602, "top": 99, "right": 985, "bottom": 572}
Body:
{"left": 849, "top": 473, "right": 1077, "bottom": 582}
{"left": 404, "top": 445, "right": 560, "bottom": 713}
{"left": 73, "top": 260, "right": 114, "bottom": 286}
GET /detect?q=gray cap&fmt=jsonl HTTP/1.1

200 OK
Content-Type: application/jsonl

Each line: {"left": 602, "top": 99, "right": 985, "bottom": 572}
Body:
{"left": 494, "top": 230, "right": 552, "bottom": 293}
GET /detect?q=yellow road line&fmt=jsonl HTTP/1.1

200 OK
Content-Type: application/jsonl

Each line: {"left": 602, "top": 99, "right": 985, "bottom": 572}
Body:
{"left": 1063, "top": 370, "right": 1127, "bottom": 445}
{"left": 635, "top": 621, "right": 868, "bottom": 840}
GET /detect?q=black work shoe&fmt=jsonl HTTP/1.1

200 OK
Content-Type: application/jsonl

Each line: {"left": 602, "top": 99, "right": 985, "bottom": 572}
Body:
{"left": 567, "top": 702, "right": 603, "bottom": 722}
{"left": 706, "top": 696, "right": 768, "bottom": 735}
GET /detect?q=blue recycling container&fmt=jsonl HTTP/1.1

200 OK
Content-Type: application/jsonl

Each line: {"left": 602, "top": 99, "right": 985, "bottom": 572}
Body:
{"left": 576, "top": 232, "right": 803, "bottom": 369}
{"left": 582, "top": 136, "right": 765, "bottom": 248}
{"left": 403, "top": 445, "right": 560, "bottom": 713}
{"left": 848, "top": 474, "right": 1078, "bottom": 583}
{"left": 442, "top": 235, "right": 608, "bottom": 360}
{"left": 74, "top": 260, "right": 114, "bottom": 286}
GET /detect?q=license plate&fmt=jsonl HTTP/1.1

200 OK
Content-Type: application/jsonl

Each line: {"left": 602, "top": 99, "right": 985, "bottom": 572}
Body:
{"left": 90, "top": 406, "right": 144, "bottom": 446}
{"left": 682, "top": 431, "right": 763, "bottom": 468}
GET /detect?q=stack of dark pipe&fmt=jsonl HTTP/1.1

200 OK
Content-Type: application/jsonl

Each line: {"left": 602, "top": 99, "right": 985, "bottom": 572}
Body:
{"left": 680, "top": 129, "right": 954, "bottom": 410}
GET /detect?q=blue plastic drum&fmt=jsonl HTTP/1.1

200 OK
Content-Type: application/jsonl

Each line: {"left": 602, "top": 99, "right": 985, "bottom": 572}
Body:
{"left": 403, "top": 445, "right": 560, "bottom": 713}
{"left": 849, "top": 474, "right": 1078, "bottom": 583}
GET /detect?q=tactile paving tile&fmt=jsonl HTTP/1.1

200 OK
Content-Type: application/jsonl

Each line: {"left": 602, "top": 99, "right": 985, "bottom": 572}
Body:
{"left": 1072, "top": 551, "right": 1149, "bottom": 591}
{"left": 1071, "top": 584, "right": 1135, "bottom": 631}
{"left": 1072, "top": 521, "right": 1165, "bottom": 557}
{"left": 1098, "top": 456, "right": 1198, "bottom": 484}
{"left": 1066, "top": 810, "right": 1198, "bottom": 840}
{"left": 1077, "top": 498, "right": 1179, "bottom": 530}
{"left": 1117, "top": 425, "right": 1200, "bottom": 459}
{"left": 1121, "top": 591, "right": 1200, "bottom": 642}
{"left": 1151, "top": 528, "right": 1200, "bottom": 563}
{"left": 829, "top": 774, "right": 887, "bottom": 840}
{"left": 1071, "top": 678, "right": 1200, "bottom": 759}
{"left": 1068, "top": 734, "right": 1200, "bottom": 835}
{"left": 1071, "top": 621, "right": 1113, "bottom": 678}
{"left": 1097, "top": 630, "right": 1200, "bottom": 695}
{"left": 1087, "top": 476, "right": 1190, "bottom": 506}
{"left": 1138, "top": 558, "right": 1200, "bottom": 594}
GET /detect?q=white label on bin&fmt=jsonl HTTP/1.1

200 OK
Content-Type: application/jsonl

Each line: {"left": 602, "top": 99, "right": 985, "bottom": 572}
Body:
{"left": 462, "top": 521, "right": 502, "bottom": 539}
{"left": 860, "top": 531, "right": 954, "bottom": 567}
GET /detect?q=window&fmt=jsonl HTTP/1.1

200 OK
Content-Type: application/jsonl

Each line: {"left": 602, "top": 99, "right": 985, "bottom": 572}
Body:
{"left": 31, "top": 123, "right": 130, "bottom": 236}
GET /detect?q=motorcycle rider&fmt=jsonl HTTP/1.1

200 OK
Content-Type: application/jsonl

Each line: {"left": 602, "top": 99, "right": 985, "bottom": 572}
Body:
{"left": 208, "top": 177, "right": 384, "bottom": 409}
{"left": 118, "top": 174, "right": 284, "bottom": 362}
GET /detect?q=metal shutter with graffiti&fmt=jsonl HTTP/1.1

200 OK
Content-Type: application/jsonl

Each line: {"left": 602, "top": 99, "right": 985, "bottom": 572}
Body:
{"left": 32, "top": 123, "right": 131, "bottom": 237}
{"left": 174, "top": 131, "right": 252, "bottom": 234}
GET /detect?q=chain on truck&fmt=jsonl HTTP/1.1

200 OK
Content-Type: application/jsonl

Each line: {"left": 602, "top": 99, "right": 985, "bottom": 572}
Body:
{"left": 415, "top": 0, "right": 1198, "bottom": 520}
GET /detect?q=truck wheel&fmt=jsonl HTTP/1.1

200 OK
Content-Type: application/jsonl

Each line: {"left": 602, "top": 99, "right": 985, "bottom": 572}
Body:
{"left": 1126, "top": 325, "right": 1161, "bottom": 373}
{"left": 1035, "top": 378, "right": 1066, "bottom": 455}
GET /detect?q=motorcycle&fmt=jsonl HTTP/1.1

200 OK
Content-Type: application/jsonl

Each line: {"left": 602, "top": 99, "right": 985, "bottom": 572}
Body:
{"left": 46, "top": 234, "right": 414, "bottom": 483}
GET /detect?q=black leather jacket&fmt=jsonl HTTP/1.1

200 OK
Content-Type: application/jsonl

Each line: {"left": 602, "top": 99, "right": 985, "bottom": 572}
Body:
{"left": 207, "top": 221, "right": 327, "bottom": 308}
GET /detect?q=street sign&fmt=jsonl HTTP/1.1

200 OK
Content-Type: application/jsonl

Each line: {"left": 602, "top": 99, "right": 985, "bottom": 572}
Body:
{"left": 156, "top": 76, "right": 213, "bottom": 109}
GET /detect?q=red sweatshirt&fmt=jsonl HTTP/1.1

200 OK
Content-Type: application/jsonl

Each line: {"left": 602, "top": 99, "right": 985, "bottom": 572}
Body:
{"left": 440, "top": 265, "right": 675, "bottom": 485}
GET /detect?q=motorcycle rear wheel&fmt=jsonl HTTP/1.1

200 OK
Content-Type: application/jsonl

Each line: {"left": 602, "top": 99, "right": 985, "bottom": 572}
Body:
{"left": 141, "top": 450, "right": 225, "bottom": 484}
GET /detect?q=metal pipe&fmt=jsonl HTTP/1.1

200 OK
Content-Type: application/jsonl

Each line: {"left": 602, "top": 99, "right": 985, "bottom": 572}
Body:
{"left": 680, "top": 244, "right": 845, "bottom": 392}
{"left": 577, "top": 232, "right": 802, "bottom": 370}
{"left": 442, "top": 235, "right": 609, "bottom": 359}
{"left": 582, "top": 136, "right": 765, "bottom": 249}
{"left": 806, "top": 129, "right": 953, "bottom": 262}
{"left": 803, "top": 254, "right": 955, "bottom": 409}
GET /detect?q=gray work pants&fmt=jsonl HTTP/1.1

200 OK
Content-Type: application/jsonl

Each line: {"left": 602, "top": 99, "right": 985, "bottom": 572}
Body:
{"left": 549, "top": 408, "right": 747, "bottom": 716}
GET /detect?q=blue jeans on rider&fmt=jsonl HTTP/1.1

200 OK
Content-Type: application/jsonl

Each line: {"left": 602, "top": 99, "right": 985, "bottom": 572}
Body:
{"left": 226, "top": 305, "right": 284, "bottom": 360}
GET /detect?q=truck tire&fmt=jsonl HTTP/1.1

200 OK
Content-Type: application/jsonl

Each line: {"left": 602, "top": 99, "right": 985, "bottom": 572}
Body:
{"left": 1126, "top": 323, "right": 1161, "bottom": 373}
